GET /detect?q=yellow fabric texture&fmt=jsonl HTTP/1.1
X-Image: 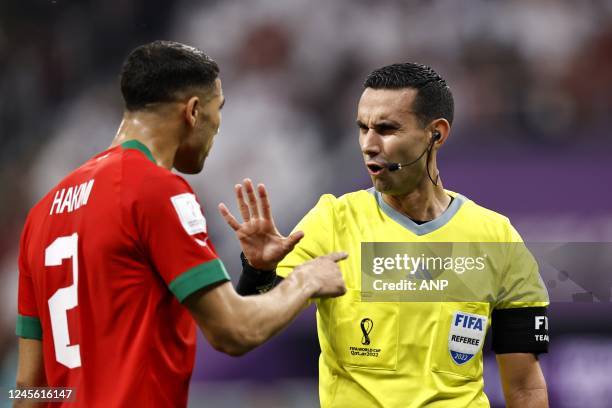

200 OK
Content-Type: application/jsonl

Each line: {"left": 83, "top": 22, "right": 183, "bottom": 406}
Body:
{"left": 277, "top": 189, "right": 548, "bottom": 408}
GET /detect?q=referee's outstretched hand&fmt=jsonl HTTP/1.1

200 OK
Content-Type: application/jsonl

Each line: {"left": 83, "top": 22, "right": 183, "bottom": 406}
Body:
{"left": 219, "top": 178, "right": 305, "bottom": 271}
{"left": 294, "top": 252, "right": 348, "bottom": 298}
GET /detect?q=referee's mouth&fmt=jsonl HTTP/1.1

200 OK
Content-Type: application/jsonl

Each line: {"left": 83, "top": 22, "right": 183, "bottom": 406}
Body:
{"left": 366, "top": 161, "right": 386, "bottom": 176}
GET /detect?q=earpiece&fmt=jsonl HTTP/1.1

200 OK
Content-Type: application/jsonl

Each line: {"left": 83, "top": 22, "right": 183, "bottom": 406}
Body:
{"left": 432, "top": 130, "right": 441, "bottom": 141}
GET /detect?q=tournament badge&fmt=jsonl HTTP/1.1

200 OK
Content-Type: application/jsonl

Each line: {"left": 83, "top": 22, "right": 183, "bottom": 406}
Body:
{"left": 360, "top": 318, "right": 373, "bottom": 345}
{"left": 448, "top": 311, "right": 487, "bottom": 365}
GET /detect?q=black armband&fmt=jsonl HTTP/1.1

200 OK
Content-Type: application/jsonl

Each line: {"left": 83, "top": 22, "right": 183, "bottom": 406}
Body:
{"left": 492, "top": 307, "right": 549, "bottom": 354}
{"left": 236, "top": 252, "right": 283, "bottom": 295}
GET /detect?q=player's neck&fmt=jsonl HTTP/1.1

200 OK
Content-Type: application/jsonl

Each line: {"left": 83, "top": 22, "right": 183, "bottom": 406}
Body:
{"left": 111, "top": 111, "right": 181, "bottom": 170}
{"left": 381, "top": 181, "right": 451, "bottom": 223}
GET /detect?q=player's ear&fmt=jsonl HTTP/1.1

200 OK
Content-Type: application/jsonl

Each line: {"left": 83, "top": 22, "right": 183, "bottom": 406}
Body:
{"left": 185, "top": 96, "right": 200, "bottom": 129}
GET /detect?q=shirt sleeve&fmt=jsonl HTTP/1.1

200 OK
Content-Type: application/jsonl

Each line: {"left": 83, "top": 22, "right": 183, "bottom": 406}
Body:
{"left": 133, "top": 173, "right": 230, "bottom": 302}
{"left": 491, "top": 221, "right": 549, "bottom": 354}
{"left": 494, "top": 223, "right": 549, "bottom": 309}
{"left": 277, "top": 194, "right": 336, "bottom": 278}
{"left": 16, "top": 216, "right": 42, "bottom": 340}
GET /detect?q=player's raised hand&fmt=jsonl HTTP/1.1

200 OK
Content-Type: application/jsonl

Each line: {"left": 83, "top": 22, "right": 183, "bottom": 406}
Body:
{"left": 218, "top": 179, "right": 304, "bottom": 270}
{"left": 293, "top": 252, "right": 348, "bottom": 298}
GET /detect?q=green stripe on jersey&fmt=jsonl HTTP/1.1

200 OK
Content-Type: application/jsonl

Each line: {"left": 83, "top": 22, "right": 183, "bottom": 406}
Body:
{"left": 120, "top": 140, "right": 156, "bottom": 164}
{"left": 169, "top": 259, "right": 230, "bottom": 302}
{"left": 16, "top": 315, "right": 42, "bottom": 340}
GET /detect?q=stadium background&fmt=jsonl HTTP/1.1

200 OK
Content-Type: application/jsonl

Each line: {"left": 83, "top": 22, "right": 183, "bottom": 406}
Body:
{"left": 1, "top": 1, "right": 611, "bottom": 406}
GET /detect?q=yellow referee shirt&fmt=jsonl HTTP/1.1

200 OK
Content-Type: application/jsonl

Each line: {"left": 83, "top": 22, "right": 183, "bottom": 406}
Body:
{"left": 277, "top": 188, "right": 548, "bottom": 408}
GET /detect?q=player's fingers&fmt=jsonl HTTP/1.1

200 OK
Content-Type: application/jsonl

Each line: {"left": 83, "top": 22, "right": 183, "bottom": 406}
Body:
{"left": 243, "top": 178, "right": 260, "bottom": 218}
{"left": 283, "top": 230, "right": 305, "bottom": 250}
{"left": 218, "top": 203, "right": 241, "bottom": 231}
{"left": 235, "top": 184, "right": 250, "bottom": 222}
{"left": 257, "top": 183, "right": 273, "bottom": 220}
{"left": 322, "top": 251, "right": 349, "bottom": 263}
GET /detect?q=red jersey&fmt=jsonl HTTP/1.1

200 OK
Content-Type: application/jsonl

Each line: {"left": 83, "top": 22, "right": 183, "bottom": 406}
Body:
{"left": 16, "top": 140, "right": 230, "bottom": 407}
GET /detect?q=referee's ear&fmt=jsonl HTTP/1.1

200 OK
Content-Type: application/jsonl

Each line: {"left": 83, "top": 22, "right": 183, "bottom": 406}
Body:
{"left": 428, "top": 118, "right": 450, "bottom": 148}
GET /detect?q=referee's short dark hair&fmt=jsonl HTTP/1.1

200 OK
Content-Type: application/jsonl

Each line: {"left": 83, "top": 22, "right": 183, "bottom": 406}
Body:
{"left": 364, "top": 63, "right": 454, "bottom": 127}
{"left": 120, "top": 40, "right": 219, "bottom": 111}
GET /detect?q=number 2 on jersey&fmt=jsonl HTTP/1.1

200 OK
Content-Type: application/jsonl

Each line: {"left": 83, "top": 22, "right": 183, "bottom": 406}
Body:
{"left": 45, "top": 233, "right": 82, "bottom": 369}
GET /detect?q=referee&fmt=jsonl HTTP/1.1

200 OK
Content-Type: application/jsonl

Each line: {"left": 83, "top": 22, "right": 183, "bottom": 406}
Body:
{"left": 228, "top": 63, "right": 549, "bottom": 407}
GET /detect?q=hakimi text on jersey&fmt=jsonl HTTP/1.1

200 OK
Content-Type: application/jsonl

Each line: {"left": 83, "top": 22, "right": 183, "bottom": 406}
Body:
{"left": 49, "top": 179, "right": 95, "bottom": 215}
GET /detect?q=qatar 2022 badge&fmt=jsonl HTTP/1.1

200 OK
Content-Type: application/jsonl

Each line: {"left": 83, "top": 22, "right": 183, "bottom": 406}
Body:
{"left": 448, "top": 311, "right": 487, "bottom": 365}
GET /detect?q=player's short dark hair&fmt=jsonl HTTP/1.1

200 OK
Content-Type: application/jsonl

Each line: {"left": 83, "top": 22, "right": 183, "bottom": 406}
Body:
{"left": 120, "top": 40, "right": 220, "bottom": 111}
{"left": 364, "top": 63, "right": 454, "bottom": 127}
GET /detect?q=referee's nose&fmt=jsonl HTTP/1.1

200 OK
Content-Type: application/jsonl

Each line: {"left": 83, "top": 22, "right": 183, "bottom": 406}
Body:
{"left": 360, "top": 129, "right": 382, "bottom": 159}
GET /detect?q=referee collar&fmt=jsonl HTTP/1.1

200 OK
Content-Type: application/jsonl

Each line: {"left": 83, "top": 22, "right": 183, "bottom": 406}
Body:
{"left": 368, "top": 188, "right": 466, "bottom": 236}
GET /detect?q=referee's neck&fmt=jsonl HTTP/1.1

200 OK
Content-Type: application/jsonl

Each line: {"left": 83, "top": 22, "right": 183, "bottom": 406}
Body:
{"left": 382, "top": 184, "right": 451, "bottom": 222}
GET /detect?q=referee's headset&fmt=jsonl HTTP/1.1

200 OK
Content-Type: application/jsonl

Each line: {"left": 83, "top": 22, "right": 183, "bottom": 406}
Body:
{"left": 386, "top": 130, "right": 441, "bottom": 172}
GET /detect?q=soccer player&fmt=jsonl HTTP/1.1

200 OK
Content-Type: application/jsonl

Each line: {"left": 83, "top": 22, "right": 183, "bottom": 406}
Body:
{"left": 235, "top": 63, "right": 550, "bottom": 407}
{"left": 15, "top": 41, "right": 347, "bottom": 407}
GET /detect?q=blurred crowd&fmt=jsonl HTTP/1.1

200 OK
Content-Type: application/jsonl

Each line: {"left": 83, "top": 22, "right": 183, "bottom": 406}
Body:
{"left": 1, "top": 0, "right": 611, "bottom": 228}
{"left": 1, "top": 1, "right": 611, "bottom": 406}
